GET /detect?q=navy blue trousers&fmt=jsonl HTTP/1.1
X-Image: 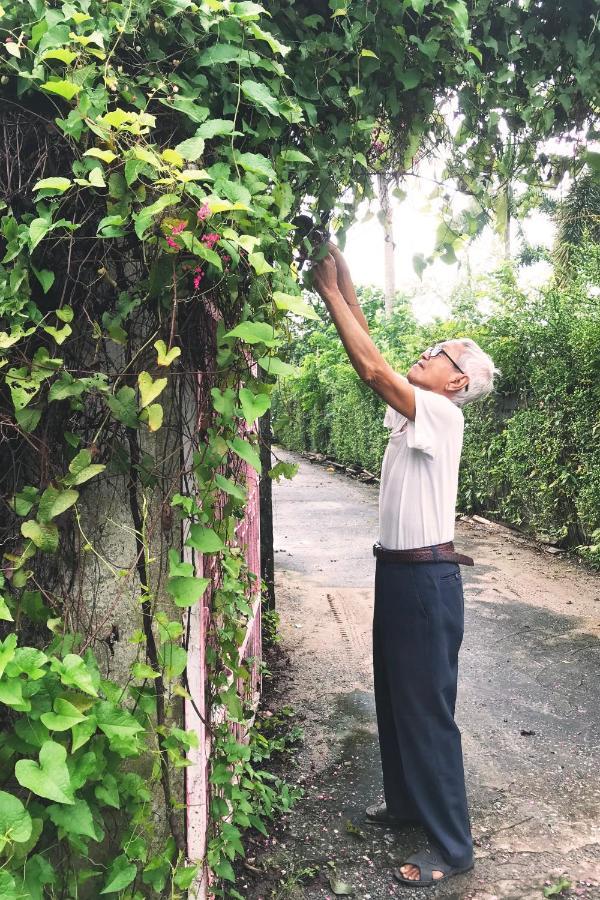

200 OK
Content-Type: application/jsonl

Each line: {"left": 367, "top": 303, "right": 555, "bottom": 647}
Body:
{"left": 373, "top": 558, "right": 473, "bottom": 868}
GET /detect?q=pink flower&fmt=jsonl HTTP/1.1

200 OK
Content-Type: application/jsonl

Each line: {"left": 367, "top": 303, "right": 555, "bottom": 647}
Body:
{"left": 166, "top": 237, "right": 180, "bottom": 249}
{"left": 196, "top": 203, "right": 211, "bottom": 221}
{"left": 193, "top": 265, "right": 205, "bottom": 290}
{"left": 201, "top": 232, "right": 220, "bottom": 249}
{"left": 171, "top": 221, "right": 186, "bottom": 235}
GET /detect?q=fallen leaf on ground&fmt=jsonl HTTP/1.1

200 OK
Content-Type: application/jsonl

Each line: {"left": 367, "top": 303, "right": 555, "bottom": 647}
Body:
{"left": 543, "top": 875, "right": 571, "bottom": 897}
{"left": 345, "top": 820, "right": 365, "bottom": 839}
{"left": 328, "top": 875, "right": 354, "bottom": 895}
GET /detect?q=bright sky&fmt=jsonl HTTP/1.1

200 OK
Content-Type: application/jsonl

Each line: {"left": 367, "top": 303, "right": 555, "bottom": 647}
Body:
{"left": 340, "top": 168, "right": 556, "bottom": 322}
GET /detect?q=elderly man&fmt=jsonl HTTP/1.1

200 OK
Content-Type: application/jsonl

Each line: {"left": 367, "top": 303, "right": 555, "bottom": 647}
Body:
{"left": 311, "top": 244, "right": 497, "bottom": 888}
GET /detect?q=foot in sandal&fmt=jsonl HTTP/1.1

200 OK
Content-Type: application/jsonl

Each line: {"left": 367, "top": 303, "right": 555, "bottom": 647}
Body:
{"left": 394, "top": 845, "right": 474, "bottom": 887}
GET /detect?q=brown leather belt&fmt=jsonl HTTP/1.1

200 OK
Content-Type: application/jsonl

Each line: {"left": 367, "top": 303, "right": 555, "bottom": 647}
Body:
{"left": 373, "top": 540, "right": 474, "bottom": 567}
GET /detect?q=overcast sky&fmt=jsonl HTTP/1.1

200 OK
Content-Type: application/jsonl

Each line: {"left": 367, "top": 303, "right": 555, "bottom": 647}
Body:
{"left": 339, "top": 168, "right": 557, "bottom": 321}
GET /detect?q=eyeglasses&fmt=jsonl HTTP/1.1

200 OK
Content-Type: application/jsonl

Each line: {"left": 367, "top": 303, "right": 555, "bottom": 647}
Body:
{"left": 424, "top": 343, "right": 469, "bottom": 390}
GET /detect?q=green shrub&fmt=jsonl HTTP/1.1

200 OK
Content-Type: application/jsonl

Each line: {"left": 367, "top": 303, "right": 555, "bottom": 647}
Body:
{"left": 274, "top": 252, "right": 600, "bottom": 559}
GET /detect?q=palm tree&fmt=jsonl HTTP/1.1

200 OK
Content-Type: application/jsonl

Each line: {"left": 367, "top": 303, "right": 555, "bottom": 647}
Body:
{"left": 554, "top": 173, "right": 600, "bottom": 277}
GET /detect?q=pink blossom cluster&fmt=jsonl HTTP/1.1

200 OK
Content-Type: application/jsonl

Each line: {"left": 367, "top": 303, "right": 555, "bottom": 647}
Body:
{"left": 201, "top": 232, "right": 220, "bottom": 249}
{"left": 193, "top": 265, "right": 205, "bottom": 290}
{"left": 166, "top": 220, "right": 187, "bottom": 250}
{"left": 196, "top": 202, "right": 211, "bottom": 221}
{"left": 371, "top": 139, "right": 385, "bottom": 156}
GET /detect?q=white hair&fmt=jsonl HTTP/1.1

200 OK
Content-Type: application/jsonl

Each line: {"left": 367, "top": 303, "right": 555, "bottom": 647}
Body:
{"left": 447, "top": 338, "right": 500, "bottom": 406}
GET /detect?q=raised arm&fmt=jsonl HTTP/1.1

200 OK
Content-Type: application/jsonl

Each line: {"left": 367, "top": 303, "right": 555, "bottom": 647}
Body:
{"left": 326, "top": 242, "right": 371, "bottom": 336}
{"left": 311, "top": 253, "right": 416, "bottom": 420}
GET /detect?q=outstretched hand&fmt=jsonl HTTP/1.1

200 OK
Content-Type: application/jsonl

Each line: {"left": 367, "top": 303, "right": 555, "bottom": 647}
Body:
{"left": 311, "top": 252, "right": 339, "bottom": 302}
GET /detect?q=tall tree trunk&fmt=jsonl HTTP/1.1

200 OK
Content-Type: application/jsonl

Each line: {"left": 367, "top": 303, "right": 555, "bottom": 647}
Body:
{"left": 377, "top": 172, "right": 396, "bottom": 318}
{"left": 259, "top": 407, "right": 275, "bottom": 611}
{"left": 504, "top": 180, "right": 512, "bottom": 260}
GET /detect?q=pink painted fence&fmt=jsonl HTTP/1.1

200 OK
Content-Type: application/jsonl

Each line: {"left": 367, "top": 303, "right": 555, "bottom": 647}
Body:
{"left": 182, "top": 325, "right": 263, "bottom": 896}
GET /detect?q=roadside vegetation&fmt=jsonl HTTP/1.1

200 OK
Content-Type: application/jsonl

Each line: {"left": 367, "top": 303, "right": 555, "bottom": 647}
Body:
{"left": 274, "top": 238, "right": 600, "bottom": 563}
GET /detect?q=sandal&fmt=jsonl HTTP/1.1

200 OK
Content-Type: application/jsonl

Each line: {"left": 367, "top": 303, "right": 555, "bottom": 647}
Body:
{"left": 393, "top": 845, "right": 474, "bottom": 887}
{"left": 365, "top": 801, "right": 419, "bottom": 827}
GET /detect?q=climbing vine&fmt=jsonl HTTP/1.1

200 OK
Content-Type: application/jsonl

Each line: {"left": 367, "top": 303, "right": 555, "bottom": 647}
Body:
{"left": 0, "top": 0, "right": 598, "bottom": 897}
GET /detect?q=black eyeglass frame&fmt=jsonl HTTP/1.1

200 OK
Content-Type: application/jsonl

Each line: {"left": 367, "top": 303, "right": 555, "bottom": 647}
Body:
{"left": 425, "top": 343, "right": 469, "bottom": 391}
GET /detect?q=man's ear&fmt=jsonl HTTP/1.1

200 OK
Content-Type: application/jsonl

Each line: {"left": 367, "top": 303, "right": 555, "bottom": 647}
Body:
{"left": 446, "top": 374, "right": 469, "bottom": 395}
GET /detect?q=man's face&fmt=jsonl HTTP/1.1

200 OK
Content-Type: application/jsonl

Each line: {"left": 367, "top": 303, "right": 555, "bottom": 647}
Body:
{"left": 407, "top": 341, "right": 465, "bottom": 394}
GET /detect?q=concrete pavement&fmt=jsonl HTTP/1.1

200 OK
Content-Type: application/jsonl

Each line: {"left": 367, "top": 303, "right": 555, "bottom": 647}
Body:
{"left": 240, "top": 449, "right": 600, "bottom": 900}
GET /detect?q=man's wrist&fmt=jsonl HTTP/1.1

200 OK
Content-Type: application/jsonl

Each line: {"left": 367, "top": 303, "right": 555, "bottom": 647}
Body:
{"left": 321, "top": 287, "right": 345, "bottom": 306}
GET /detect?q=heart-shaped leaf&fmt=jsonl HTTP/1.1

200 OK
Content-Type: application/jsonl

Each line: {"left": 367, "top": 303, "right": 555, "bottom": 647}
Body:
{"left": 71, "top": 717, "right": 97, "bottom": 752}
{"left": 0, "top": 634, "right": 17, "bottom": 677}
{"left": 0, "top": 679, "right": 30, "bottom": 711}
{"left": 0, "top": 595, "right": 13, "bottom": 622}
{"left": 32, "top": 176, "right": 72, "bottom": 193}
{"left": 105, "top": 386, "right": 139, "bottom": 427}
{"left": 41, "top": 698, "right": 87, "bottom": 732}
{"left": 240, "top": 80, "right": 281, "bottom": 118}
{"left": 167, "top": 548, "right": 194, "bottom": 577}
{"left": 157, "top": 643, "right": 187, "bottom": 680}
{"left": 40, "top": 80, "right": 81, "bottom": 101}
{"left": 166, "top": 576, "right": 210, "bottom": 607}
{"left": 100, "top": 853, "right": 137, "bottom": 894}
{"left": 185, "top": 525, "right": 224, "bottom": 553}
{"left": 228, "top": 436, "right": 262, "bottom": 474}
{"left": 95, "top": 773, "right": 120, "bottom": 809}
{"left": 55, "top": 307, "right": 74, "bottom": 323}
{"left": 51, "top": 654, "right": 99, "bottom": 697}
{"left": 21, "top": 520, "right": 59, "bottom": 553}
{"left": 214, "top": 473, "right": 247, "bottom": 501}
{"left": 5, "top": 646, "right": 47, "bottom": 679}
{"left": 138, "top": 372, "right": 167, "bottom": 409}
{"left": 42, "top": 323, "right": 72, "bottom": 345}
{"left": 87, "top": 166, "right": 106, "bottom": 188}
{"left": 0, "top": 791, "right": 33, "bottom": 852}
{"left": 62, "top": 449, "right": 106, "bottom": 487}
{"left": 141, "top": 403, "right": 163, "bottom": 431}
{"left": 174, "top": 135, "right": 205, "bottom": 162}
{"left": 272, "top": 290, "right": 320, "bottom": 321}
{"left": 15, "top": 741, "right": 75, "bottom": 804}
{"left": 131, "top": 662, "right": 160, "bottom": 680}
{"left": 84, "top": 147, "right": 117, "bottom": 163}
{"left": 32, "top": 267, "right": 55, "bottom": 294}
{"left": 211, "top": 387, "right": 237, "bottom": 418}
{"left": 154, "top": 340, "right": 181, "bottom": 367}
{"left": 256, "top": 355, "right": 298, "bottom": 377}
{"left": 95, "top": 702, "right": 145, "bottom": 750}
{"left": 47, "top": 799, "right": 97, "bottom": 839}
{"left": 238, "top": 387, "right": 271, "bottom": 424}
{"left": 224, "top": 321, "right": 276, "bottom": 345}
{"left": 248, "top": 251, "right": 276, "bottom": 276}
{"left": 37, "top": 486, "right": 79, "bottom": 523}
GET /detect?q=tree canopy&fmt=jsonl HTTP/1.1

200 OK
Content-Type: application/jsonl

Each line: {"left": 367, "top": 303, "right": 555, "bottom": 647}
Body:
{"left": 0, "top": 1, "right": 598, "bottom": 897}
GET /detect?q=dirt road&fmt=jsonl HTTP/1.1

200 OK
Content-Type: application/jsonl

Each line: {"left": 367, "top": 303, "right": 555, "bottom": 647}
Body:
{"left": 241, "top": 449, "right": 600, "bottom": 900}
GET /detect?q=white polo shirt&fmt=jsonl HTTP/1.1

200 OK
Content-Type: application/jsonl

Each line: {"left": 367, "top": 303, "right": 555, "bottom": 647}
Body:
{"left": 378, "top": 386, "right": 464, "bottom": 550}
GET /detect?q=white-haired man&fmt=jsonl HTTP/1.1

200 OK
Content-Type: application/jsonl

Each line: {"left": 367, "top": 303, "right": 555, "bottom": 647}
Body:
{"left": 312, "top": 244, "right": 497, "bottom": 889}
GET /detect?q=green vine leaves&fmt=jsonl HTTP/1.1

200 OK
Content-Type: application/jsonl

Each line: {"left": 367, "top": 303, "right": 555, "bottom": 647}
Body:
{"left": 0, "top": 1, "right": 318, "bottom": 895}
{"left": 0, "top": 0, "right": 597, "bottom": 897}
